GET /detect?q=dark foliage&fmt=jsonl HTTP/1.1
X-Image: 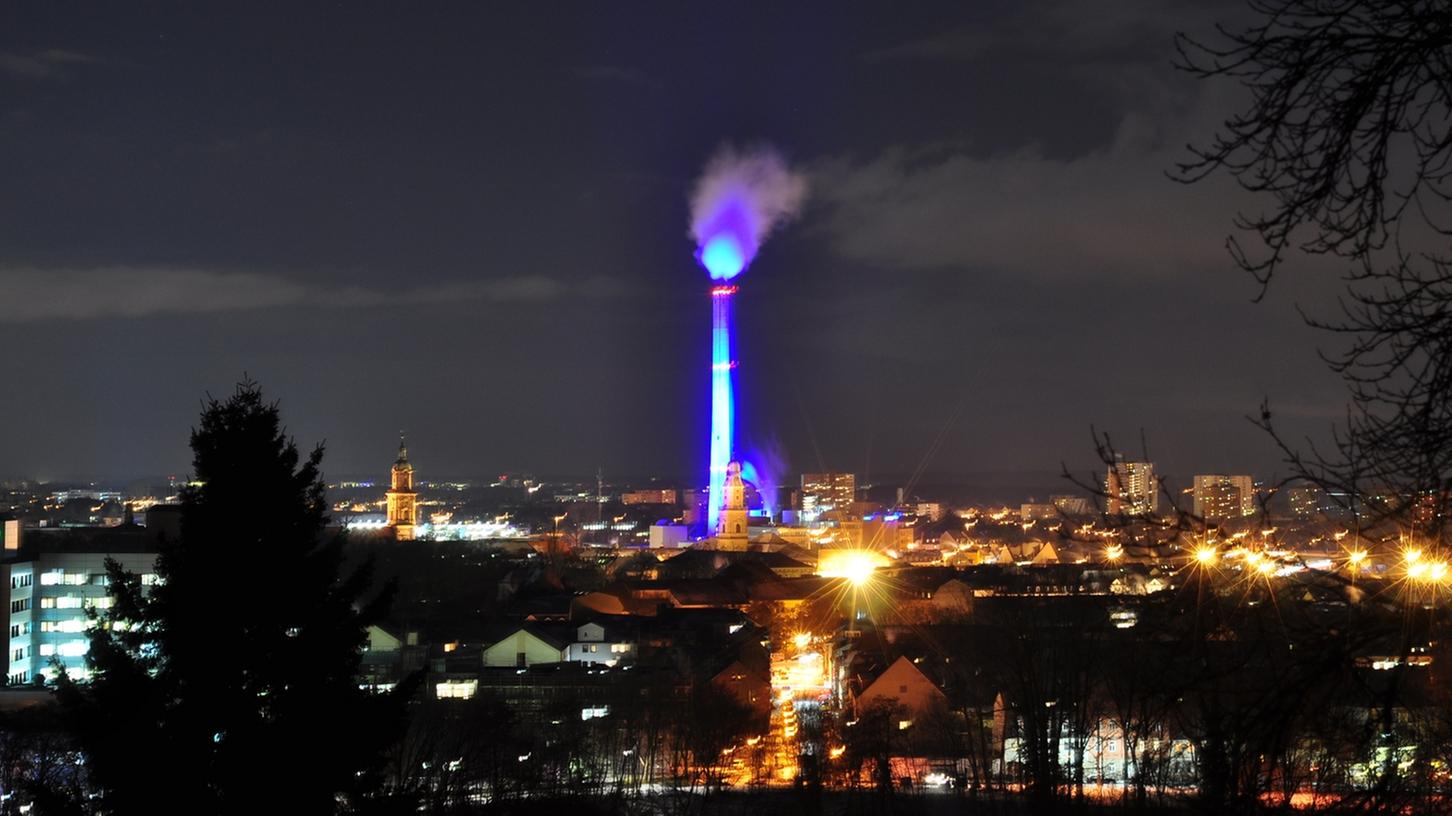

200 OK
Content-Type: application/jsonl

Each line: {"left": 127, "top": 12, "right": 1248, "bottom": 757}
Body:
{"left": 57, "top": 380, "right": 409, "bottom": 815}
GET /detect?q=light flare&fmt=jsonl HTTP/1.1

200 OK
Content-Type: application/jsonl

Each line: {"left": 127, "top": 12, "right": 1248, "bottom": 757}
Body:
{"left": 817, "top": 549, "right": 889, "bottom": 586}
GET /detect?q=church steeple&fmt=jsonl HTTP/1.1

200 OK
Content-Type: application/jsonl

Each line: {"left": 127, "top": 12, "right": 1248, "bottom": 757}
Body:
{"left": 714, "top": 461, "right": 749, "bottom": 551}
{"left": 391, "top": 435, "right": 413, "bottom": 492}
{"left": 386, "top": 434, "right": 418, "bottom": 540}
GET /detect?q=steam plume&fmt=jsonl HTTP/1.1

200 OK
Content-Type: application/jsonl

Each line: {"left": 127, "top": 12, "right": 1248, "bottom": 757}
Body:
{"left": 689, "top": 144, "right": 808, "bottom": 280}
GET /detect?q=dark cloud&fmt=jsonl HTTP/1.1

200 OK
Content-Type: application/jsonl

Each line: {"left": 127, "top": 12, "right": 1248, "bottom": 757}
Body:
{"left": 0, "top": 3, "right": 1353, "bottom": 482}
{"left": 0, "top": 48, "right": 96, "bottom": 80}
{"left": 812, "top": 82, "right": 1246, "bottom": 279}
{"left": 0, "top": 268, "right": 618, "bottom": 322}
{"left": 866, "top": 1, "right": 1229, "bottom": 65}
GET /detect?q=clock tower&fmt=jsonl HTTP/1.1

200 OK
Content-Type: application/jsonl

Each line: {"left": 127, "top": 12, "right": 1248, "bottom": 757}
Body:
{"left": 386, "top": 437, "right": 418, "bottom": 540}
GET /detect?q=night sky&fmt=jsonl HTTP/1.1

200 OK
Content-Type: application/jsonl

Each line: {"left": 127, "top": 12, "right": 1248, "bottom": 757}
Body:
{"left": 1, "top": 2, "right": 1351, "bottom": 485}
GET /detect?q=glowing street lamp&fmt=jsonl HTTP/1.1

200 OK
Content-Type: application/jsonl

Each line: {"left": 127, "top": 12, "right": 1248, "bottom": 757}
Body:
{"left": 817, "top": 549, "right": 888, "bottom": 586}
{"left": 1194, "top": 546, "right": 1218, "bottom": 567}
{"left": 1430, "top": 561, "right": 1448, "bottom": 583}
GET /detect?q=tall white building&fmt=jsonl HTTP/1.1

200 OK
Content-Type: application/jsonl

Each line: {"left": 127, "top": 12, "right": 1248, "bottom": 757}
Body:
{"left": 1106, "top": 458, "right": 1158, "bottom": 516}
{"left": 5, "top": 528, "right": 158, "bottom": 685}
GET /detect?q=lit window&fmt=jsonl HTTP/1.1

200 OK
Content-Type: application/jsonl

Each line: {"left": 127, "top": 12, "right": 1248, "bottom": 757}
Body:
{"left": 39, "top": 572, "right": 62, "bottom": 586}
{"left": 56, "top": 597, "right": 83, "bottom": 609}
{"left": 898, "top": 720, "right": 913, "bottom": 730}
{"left": 435, "top": 680, "right": 477, "bottom": 700}
{"left": 581, "top": 706, "right": 610, "bottom": 720}
{"left": 610, "top": 644, "right": 630, "bottom": 653}
{"left": 58, "top": 641, "right": 87, "bottom": 658}
{"left": 38, "top": 644, "right": 54, "bottom": 657}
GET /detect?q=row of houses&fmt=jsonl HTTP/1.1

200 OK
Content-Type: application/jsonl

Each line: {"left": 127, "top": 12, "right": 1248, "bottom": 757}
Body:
{"left": 363, "top": 604, "right": 774, "bottom": 728}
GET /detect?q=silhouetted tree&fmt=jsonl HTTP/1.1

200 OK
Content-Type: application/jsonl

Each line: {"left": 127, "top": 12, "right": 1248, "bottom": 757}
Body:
{"left": 58, "top": 380, "right": 406, "bottom": 815}
{"left": 1175, "top": 0, "right": 1452, "bottom": 536}
{"left": 841, "top": 697, "right": 911, "bottom": 798}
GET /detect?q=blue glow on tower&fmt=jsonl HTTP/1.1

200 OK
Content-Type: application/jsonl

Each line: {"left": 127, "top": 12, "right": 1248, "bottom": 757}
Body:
{"left": 707, "top": 284, "right": 736, "bottom": 530}
{"left": 691, "top": 145, "right": 805, "bottom": 534}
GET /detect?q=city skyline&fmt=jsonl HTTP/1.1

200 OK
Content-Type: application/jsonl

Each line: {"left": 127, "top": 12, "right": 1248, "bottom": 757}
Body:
{"left": 3, "top": 3, "right": 1449, "bottom": 809}
{"left": 0, "top": 2, "right": 1355, "bottom": 482}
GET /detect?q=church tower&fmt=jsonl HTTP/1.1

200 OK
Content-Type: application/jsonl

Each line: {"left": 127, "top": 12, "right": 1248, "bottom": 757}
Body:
{"left": 386, "top": 437, "right": 418, "bottom": 540}
{"left": 715, "top": 461, "right": 749, "bottom": 551}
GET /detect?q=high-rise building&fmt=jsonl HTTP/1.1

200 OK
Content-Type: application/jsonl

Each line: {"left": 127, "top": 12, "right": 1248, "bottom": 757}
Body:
{"left": 1285, "top": 484, "right": 1324, "bottom": 519}
{"left": 1193, "top": 474, "right": 1255, "bottom": 521}
{"left": 5, "top": 528, "right": 159, "bottom": 685}
{"left": 1412, "top": 490, "right": 1448, "bottom": 535}
{"left": 915, "top": 502, "right": 944, "bottom": 522}
{"left": 386, "top": 438, "right": 418, "bottom": 541}
{"left": 801, "top": 473, "right": 855, "bottom": 522}
{"left": 1106, "top": 458, "right": 1158, "bottom": 516}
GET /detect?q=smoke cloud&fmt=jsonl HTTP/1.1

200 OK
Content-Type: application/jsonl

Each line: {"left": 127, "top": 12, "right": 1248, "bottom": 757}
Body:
{"left": 689, "top": 144, "right": 808, "bottom": 280}
{"left": 0, "top": 267, "right": 616, "bottom": 323}
{"left": 741, "top": 435, "right": 789, "bottom": 519}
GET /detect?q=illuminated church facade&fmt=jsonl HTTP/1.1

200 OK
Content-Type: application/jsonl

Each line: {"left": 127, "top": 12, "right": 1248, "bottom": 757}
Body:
{"left": 385, "top": 438, "right": 418, "bottom": 540}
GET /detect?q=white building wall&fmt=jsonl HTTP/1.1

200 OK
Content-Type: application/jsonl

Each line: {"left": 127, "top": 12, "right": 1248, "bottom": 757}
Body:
{"left": 7, "top": 551, "right": 158, "bottom": 685}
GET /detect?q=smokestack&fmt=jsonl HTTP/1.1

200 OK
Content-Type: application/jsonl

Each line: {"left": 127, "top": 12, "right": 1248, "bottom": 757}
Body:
{"left": 689, "top": 144, "right": 806, "bottom": 531}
